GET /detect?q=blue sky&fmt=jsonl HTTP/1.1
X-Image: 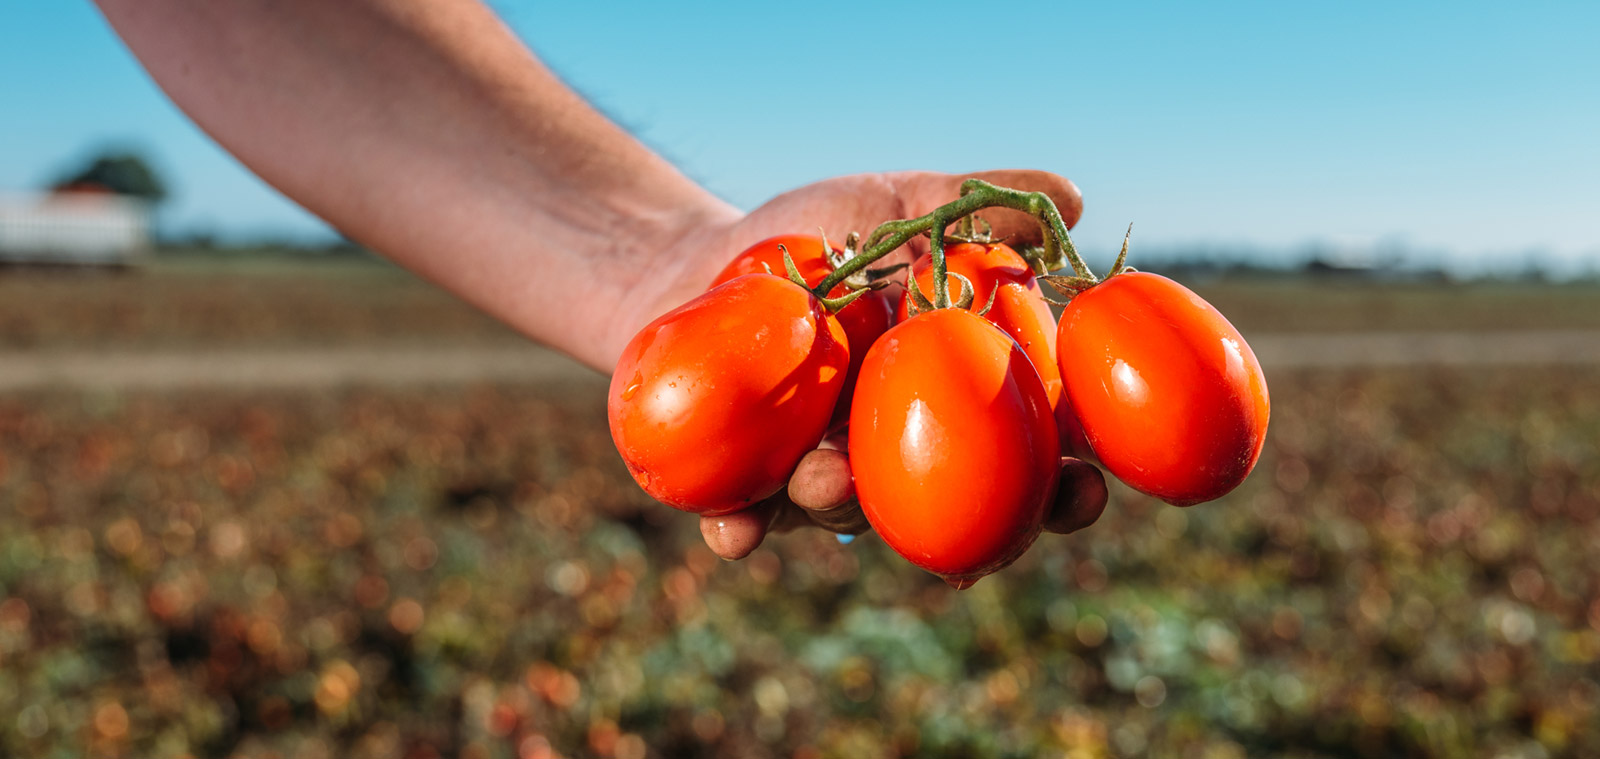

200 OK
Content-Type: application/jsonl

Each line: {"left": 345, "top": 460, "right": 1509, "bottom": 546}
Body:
{"left": 3, "top": 1, "right": 1597, "bottom": 273}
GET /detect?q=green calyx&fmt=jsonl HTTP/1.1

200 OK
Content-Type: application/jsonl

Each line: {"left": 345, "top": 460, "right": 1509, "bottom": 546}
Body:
{"left": 777, "top": 244, "right": 871, "bottom": 314}
{"left": 1038, "top": 223, "right": 1134, "bottom": 303}
{"left": 905, "top": 271, "right": 980, "bottom": 317}
{"left": 824, "top": 230, "right": 906, "bottom": 293}
{"left": 904, "top": 270, "right": 1000, "bottom": 319}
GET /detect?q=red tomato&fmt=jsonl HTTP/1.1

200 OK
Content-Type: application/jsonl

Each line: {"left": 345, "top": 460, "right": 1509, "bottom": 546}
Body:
{"left": 1056, "top": 272, "right": 1269, "bottom": 506}
{"left": 900, "top": 242, "right": 1091, "bottom": 457}
{"left": 714, "top": 235, "right": 894, "bottom": 427}
{"left": 609, "top": 273, "right": 850, "bottom": 515}
{"left": 850, "top": 308, "right": 1060, "bottom": 585}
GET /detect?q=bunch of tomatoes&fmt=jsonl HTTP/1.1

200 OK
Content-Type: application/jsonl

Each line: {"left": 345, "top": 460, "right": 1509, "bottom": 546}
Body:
{"left": 608, "top": 181, "right": 1269, "bottom": 587}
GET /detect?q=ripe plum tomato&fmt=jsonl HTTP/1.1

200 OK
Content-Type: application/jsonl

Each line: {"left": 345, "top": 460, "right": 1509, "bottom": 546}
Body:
{"left": 850, "top": 308, "right": 1060, "bottom": 585}
{"left": 713, "top": 235, "right": 894, "bottom": 427}
{"left": 1056, "top": 272, "right": 1269, "bottom": 506}
{"left": 899, "top": 242, "right": 1090, "bottom": 456}
{"left": 608, "top": 273, "right": 850, "bottom": 516}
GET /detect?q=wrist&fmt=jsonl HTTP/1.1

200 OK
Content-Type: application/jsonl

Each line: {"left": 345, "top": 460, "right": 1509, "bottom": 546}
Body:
{"left": 587, "top": 194, "right": 742, "bottom": 372}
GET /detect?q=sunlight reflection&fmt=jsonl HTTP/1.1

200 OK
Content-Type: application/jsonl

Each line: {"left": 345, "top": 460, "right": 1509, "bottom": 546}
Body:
{"left": 1111, "top": 360, "right": 1148, "bottom": 408}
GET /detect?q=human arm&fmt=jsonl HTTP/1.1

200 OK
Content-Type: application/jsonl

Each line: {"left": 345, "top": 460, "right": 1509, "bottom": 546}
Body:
{"left": 93, "top": 0, "right": 1105, "bottom": 558}
{"left": 94, "top": 0, "right": 736, "bottom": 370}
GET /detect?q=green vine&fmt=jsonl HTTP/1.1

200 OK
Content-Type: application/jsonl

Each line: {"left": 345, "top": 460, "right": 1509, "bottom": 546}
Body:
{"left": 812, "top": 180, "right": 1100, "bottom": 309}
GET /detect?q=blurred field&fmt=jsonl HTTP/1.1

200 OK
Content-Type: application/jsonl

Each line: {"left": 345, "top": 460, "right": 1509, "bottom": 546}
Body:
{"left": 0, "top": 254, "right": 521, "bottom": 350}
{"left": 1, "top": 258, "right": 1599, "bottom": 759}
{"left": 4, "top": 256, "right": 1600, "bottom": 349}
{"left": 1184, "top": 277, "right": 1600, "bottom": 335}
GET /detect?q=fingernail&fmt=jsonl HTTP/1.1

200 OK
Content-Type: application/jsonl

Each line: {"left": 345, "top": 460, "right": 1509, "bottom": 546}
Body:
{"left": 836, "top": 534, "right": 855, "bottom": 545}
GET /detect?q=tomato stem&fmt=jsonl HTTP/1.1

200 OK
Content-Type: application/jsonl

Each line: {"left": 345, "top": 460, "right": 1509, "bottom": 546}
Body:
{"left": 929, "top": 204, "right": 955, "bottom": 308}
{"left": 956, "top": 179, "right": 1091, "bottom": 280}
{"left": 781, "top": 244, "right": 868, "bottom": 313}
{"left": 811, "top": 180, "right": 1096, "bottom": 299}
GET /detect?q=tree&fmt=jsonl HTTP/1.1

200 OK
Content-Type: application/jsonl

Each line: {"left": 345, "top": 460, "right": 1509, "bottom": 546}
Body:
{"left": 50, "top": 150, "right": 169, "bottom": 205}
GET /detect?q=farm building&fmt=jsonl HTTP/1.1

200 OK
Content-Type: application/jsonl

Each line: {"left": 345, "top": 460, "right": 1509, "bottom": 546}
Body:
{"left": 0, "top": 188, "right": 152, "bottom": 266}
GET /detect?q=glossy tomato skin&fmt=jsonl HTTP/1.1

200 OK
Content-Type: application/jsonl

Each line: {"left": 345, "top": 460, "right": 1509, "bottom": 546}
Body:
{"left": 900, "top": 242, "right": 1091, "bottom": 457}
{"left": 850, "top": 308, "right": 1060, "bottom": 583}
{"left": 1056, "top": 272, "right": 1269, "bottom": 506}
{"left": 714, "top": 235, "right": 894, "bottom": 428}
{"left": 609, "top": 273, "right": 850, "bottom": 516}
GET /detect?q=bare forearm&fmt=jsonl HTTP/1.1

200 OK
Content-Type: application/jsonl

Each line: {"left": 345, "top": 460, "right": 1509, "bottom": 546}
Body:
{"left": 94, "top": 0, "right": 737, "bottom": 370}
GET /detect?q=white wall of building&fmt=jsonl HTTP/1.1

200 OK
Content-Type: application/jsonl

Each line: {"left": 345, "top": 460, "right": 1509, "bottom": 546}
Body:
{"left": 0, "top": 192, "right": 151, "bottom": 265}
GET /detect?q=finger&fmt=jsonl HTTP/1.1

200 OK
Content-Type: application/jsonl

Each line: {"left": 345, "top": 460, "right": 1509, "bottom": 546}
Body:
{"left": 699, "top": 500, "right": 780, "bottom": 560}
{"left": 787, "top": 448, "right": 854, "bottom": 512}
{"left": 786, "top": 448, "right": 870, "bottom": 535}
{"left": 804, "top": 499, "right": 870, "bottom": 535}
{"left": 767, "top": 492, "right": 870, "bottom": 536}
{"left": 1044, "top": 457, "right": 1109, "bottom": 534}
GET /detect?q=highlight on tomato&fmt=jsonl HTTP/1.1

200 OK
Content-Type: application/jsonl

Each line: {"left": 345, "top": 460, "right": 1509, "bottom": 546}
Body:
{"left": 850, "top": 297, "right": 1061, "bottom": 587}
{"left": 607, "top": 272, "right": 851, "bottom": 516}
{"left": 713, "top": 234, "right": 895, "bottom": 427}
{"left": 1052, "top": 267, "right": 1270, "bottom": 506}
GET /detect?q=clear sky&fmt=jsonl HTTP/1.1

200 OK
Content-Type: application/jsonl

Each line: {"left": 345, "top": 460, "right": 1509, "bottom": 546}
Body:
{"left": 3, "top": 2, "right": 1597, "bottom": 274}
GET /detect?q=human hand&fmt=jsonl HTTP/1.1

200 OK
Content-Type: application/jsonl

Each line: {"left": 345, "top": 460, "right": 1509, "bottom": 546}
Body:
{"left": 607, "top": 169, "right": 1106, "bottom": 560}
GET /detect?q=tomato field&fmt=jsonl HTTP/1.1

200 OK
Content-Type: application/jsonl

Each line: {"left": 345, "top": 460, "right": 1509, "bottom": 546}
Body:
{"left": 1, "top": 259, "right": 1598, "bottom": 759}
